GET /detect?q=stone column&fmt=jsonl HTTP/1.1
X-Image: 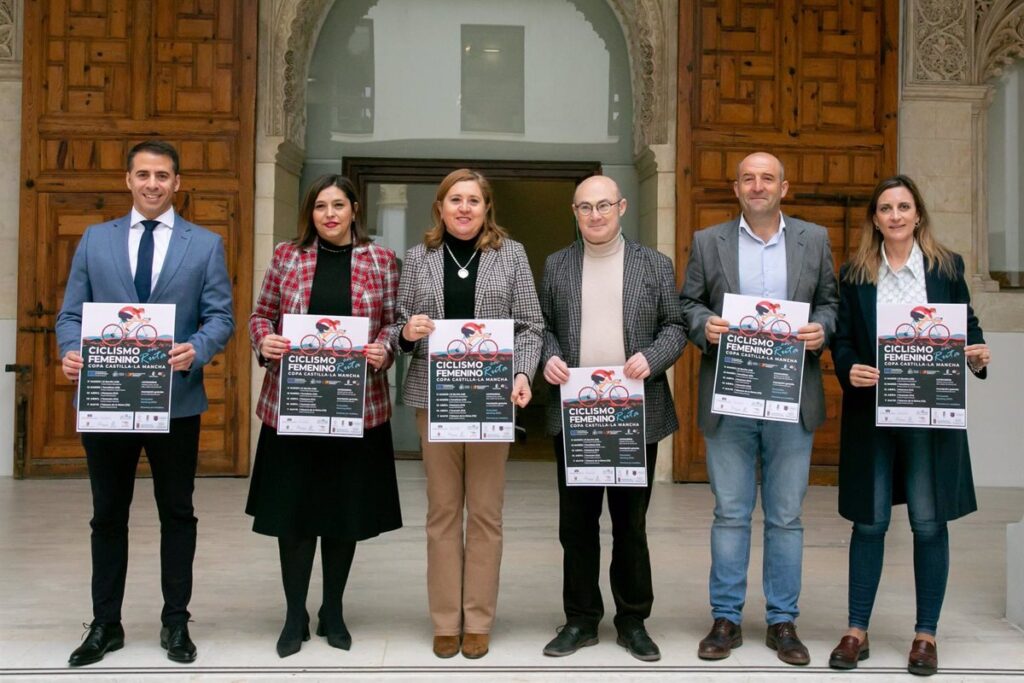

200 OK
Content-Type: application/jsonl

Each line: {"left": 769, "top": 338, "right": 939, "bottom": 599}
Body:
{"left": 250, "top": 137, "right": 304, "bottom": 455}
{"left": 0, "top": 0, "right": 22, "bottom": 477}
{"left": 636, "top": 143, "right": 677, "bottom": 482}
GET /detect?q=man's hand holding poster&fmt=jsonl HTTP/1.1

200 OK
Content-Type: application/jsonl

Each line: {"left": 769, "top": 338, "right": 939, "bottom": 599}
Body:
{"left": 711, "top": 293, "right": 810, "bottom": 423}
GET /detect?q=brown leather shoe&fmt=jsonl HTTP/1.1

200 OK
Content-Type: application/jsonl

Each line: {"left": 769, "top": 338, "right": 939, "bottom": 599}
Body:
{"left": 765, "top": 622, "right": 810, "bottom": 665}
{"left": 829, "top": 634, "right": 870, "bottom": 669}
{"left": 461, "top": 633, "right": 489, "bottom": 659}
{"left": 432, "top": 635, "right": 460, "bottom": 659}
{"left": 908, "top": 638, "right": 938, "bottom": 676}
{"left": 697, "top": 618, "right": 742, "bottom": 660}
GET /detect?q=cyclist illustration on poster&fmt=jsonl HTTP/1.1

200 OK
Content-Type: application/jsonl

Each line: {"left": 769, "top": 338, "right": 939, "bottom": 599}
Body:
{"left": 559, "top": 366, "right": 647, "bottom": 487}
{"left": 277, "top": 313, "right": 369, "bottom": 437}
{"left": 710, "top": 293, "right": 810, "bottom": 422}
{"left": 876, "top": 302, "right": 968, "bottom": 428}
{"left": 428, "top": 318, "right": 515, "bottom": 442}
{"left": 77, "top": 302, "right": 175, "bottom": 432}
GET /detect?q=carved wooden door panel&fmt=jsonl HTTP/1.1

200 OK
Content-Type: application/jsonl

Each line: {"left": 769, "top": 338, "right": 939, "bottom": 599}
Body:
{"left": 14, "top": 0, "right": 256, "bottom": 477}
{"left": 674, "top": 0, "right": 898, "bottom": 483}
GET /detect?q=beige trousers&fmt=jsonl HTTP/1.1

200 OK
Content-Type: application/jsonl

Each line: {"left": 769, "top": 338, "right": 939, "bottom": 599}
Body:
{"left": 417, "top": 409, "right": 509, "bottom": 635}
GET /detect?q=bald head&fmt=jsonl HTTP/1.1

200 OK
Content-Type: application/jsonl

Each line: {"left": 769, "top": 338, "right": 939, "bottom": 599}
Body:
{"left": 574, "top": 175, "right": 622, "bottom": 203}
{"left": 736, "top": 152, "right": 785, "bottom": 183}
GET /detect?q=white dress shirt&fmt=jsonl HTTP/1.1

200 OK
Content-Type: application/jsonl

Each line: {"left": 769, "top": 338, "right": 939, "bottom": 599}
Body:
{"left": 128, "top": 207, "right": 175, "bottom": 292}
{"left": 876, "top": 240, "right": 927, "bottom": 305}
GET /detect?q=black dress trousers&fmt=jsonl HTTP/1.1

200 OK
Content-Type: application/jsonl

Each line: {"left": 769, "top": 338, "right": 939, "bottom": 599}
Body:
{"left": 82, "top": 415, "right": 200, "bottom": 626}
{"left": 554, "top": 435, "right": 657, "bottom": 633}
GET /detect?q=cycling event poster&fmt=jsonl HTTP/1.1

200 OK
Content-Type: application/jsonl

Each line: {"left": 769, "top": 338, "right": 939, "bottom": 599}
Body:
{"left": 876, "top": 303, "right": 968, "bottom": 429}
{"left": 427, "top": 318, "right": 515, "bottom": 442}
{"left": 277, "top": 314, "right": 370, "bottom": 437}
{"left": 77, "top": 302, "right": 175, "bottom": 433}
{"left": 560, "top": 366, "right": 646, "bottom": 486}
{"left": 711, "top": 293, "right": 810, "bottom": 423}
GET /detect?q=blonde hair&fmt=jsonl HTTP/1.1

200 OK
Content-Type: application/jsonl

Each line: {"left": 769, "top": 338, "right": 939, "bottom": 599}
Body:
{"left": 844, "top": 175, "right": 956, "bottom": 284}
{"left": 424, "top": 169, "right": 508, "bottom": 251}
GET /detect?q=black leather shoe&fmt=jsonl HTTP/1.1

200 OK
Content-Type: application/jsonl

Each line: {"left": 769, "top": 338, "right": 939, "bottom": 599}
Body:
{"left": 766, "top": 621, "right": 810, "bottom": 666}
{"left": 698, "top": 618, "right": 742, "bottom": 660}
{"left": 68, "top": 622, "right": 125, "bottom": 667}
{"left": 542, "top": 624, "right": 599, "bottom": 656}
{"left": 160, "top": 623, "right": 197, "bottom": 663}
{"left": 616, "top": 625, "right": 661, "bottom": 662}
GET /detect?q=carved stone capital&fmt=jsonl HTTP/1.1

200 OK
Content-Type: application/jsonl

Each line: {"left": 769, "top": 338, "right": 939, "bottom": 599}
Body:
{"left": 0, "top": 0, "right": 19, "bottom": 64}
{"left": 378, "top": 184, "right": 408, "bottom": 207}
{"left": 908, "top": 0, "right": 973, "bottom": 84}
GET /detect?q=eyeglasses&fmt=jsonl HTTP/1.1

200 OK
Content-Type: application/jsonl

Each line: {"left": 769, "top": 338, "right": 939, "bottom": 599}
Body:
{"left": 574, "top": 199, "right": 623, "bottom": 216}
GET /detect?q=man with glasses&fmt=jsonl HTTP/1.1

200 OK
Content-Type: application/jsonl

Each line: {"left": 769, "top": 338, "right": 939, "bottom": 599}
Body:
{"left": 539, "top": 175, "right": 685, "bottom": 661}
{"left": 679, "top": 152, "right": 838, "bottom": 665}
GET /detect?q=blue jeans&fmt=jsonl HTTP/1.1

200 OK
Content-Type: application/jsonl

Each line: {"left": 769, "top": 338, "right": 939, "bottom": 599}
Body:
{"left": 848, "top": 428, "right": 948, "bottom": 635}
{"left": 704, "top": 416, "right": 813, "bottom": 625}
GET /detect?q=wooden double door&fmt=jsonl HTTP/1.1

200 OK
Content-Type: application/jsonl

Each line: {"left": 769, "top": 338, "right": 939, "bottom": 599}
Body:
{"left": 13, "top": 0, "right": 256, "bottom": 477}
{"left": 673, "top": 0, "right": 900, "bottom": 483}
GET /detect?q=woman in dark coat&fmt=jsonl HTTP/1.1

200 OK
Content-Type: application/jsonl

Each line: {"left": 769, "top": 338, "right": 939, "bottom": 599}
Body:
{"left": 827, "top": 175, "right": 991, "bottom": 676}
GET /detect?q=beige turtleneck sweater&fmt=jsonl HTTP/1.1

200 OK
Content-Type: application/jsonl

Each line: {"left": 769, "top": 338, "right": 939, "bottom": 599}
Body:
{"left": 579, "top": 235, "right": 626, "bottom": 366}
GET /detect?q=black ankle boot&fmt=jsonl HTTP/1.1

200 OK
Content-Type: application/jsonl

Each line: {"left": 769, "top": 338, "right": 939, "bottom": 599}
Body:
{"left": 276, "top": 614, "right": 310, "bottom": 658}
{"left": 317, "top": 607, "right": 351, "bottom": 650}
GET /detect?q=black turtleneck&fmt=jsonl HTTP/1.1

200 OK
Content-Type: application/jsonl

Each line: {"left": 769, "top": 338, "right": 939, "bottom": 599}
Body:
{"left": 308, "top": 241, "right": 353, "bottom": 316}
{"left": 442, "top": 231, "right": 479, "bottom": 319}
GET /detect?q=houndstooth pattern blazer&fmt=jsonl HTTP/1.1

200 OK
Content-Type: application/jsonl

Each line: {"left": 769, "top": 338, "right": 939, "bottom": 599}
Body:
{"left": 540, "top": 238, "right": 687, "bottom": 443}
{"left": 250, "top": 239, "right": 399, "bottom": 429}
{"left": 387, "top": 237, "right": 544, "bottom": 410}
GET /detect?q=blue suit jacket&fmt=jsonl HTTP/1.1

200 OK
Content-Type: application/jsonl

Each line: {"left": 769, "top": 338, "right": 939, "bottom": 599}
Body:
{"left": 56, "top": 213, "right": 235, "bottom": 417}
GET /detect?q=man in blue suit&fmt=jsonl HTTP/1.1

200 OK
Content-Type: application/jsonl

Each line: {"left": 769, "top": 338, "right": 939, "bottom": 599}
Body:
{"left": 56, "top": 140, "right": 235, "bottom": 666}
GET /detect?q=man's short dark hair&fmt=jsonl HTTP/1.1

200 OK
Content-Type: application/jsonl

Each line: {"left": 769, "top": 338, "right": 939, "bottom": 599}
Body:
{"left": 127, "top": 140, "right": 180, "bottom": 174}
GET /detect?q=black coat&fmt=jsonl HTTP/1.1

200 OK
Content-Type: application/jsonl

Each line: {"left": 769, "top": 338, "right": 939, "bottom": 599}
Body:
{"left": 832, "top": 254, "right": 986, "bottom": 524}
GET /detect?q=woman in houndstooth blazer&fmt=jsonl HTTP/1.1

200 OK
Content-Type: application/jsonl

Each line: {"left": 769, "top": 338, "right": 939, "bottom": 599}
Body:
{"left": 246, "top": 175, "right": 403, "bottom": 658}
{"left": 389, "top": 169, "right": 543, "bottom": 659}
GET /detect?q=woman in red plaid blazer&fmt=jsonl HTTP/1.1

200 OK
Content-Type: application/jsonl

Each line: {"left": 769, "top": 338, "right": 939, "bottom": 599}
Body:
{"left": 245, "top": 175, "right": 402, "bottom": 658}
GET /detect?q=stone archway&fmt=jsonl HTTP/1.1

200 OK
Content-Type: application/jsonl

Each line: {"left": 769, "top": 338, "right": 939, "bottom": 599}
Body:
{"left": 252, "top": 0, "right": 679, "bottom": 476}
{"left": 259, "top": 0, "right": 674, "bottom": 154}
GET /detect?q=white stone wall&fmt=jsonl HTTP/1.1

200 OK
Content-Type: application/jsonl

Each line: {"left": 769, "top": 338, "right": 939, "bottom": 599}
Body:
{"left": 0, "top": 74, "right": 21, "bottom": 477}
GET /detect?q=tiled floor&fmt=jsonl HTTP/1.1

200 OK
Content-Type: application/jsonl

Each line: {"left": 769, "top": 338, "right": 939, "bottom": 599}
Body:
{"left": 1, "top": 461, "right": 1022, "bottom": 681}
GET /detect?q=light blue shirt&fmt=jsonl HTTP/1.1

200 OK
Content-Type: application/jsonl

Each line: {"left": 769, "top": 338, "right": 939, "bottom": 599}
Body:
{"left": 737, "top": 214, "right": 788, "bottom": 299}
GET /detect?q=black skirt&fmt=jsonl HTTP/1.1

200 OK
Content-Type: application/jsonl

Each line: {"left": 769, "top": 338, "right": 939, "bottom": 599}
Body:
{"left": 245, "top": 421, "right": 403, "bottom": 540}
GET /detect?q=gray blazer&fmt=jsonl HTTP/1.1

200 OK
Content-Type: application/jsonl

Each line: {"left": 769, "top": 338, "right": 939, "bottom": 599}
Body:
{"left": 680, "top": 215, "right": 838, "bottom": 433}
{"left": 389, "top": 238, "right": 544, "bottom": 409}
{"left": 540, "top": 239, "right": 686, "bottom": 443}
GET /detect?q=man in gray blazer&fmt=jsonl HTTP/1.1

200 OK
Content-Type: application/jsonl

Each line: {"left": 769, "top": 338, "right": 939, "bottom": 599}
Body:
{"left": 56, "top": 141, "right": 234, "bottom": 667}
{"left": 540, "top": 175, "right": 686, "bottom": 662}
{"left": 680, "top": 152, "right": 837, "bottom": 665}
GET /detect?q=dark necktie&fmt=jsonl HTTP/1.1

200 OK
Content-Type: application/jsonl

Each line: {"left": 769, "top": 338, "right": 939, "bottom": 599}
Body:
{"left": 134, "top": 219, "right": 159, "bottom": 303}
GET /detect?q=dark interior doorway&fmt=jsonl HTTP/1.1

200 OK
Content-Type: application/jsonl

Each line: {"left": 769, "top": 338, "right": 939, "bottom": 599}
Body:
{"left": 343, "top": 158, "right": 600, "bottom": 461}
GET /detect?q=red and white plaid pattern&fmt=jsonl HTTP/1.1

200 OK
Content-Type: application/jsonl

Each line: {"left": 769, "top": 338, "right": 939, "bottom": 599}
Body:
{"left": 251, "top": 240, "right": 399, "bottom": 430}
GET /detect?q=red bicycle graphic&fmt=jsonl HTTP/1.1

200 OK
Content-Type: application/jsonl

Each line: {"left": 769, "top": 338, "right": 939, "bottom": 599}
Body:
{"left": 577, "top": 380, "right": 631, "bottom": 407}
{"left": 446, "top": 334, "right": 499, "bottom": 360}
{"left": 895, "top": 318, "right": 950, "bottom": 346}
{"left": 101, "top": 318, "right": 157, "bottom": 347}
{"left": 300, "top": 330, "right": 353, "bottom": 357}
{"left": 738, "top": 313, "right": 792, "bottom": 341}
